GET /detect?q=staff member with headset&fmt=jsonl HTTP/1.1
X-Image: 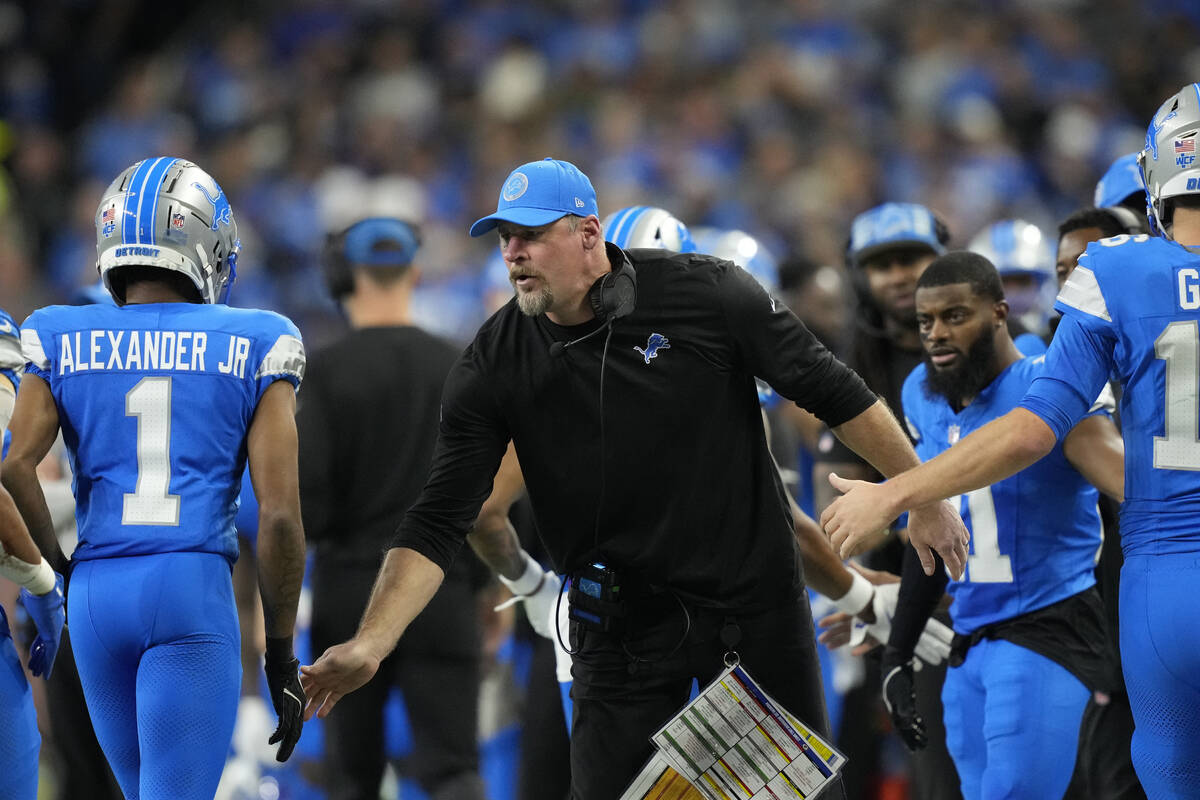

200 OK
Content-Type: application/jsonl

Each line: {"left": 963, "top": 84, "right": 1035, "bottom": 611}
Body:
{"left": 298, "top": 217, "right": 486, "bottom": 800}
{"left": 300, "top": 158, "right": 970, "bottom": 799}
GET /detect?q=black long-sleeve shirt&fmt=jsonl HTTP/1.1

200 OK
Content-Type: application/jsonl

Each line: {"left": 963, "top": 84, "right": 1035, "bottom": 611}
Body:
{"left": 394, "top": 245, "right": 876, "bottom": 609}
{"left": 299, "top": 325, "right": 462, "bottom": 568}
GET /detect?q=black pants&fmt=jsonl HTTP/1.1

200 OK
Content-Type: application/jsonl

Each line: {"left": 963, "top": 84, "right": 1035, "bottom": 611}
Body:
{"left": 909, "top": 657, "right": 963, "bottom": 800}
{"left": 568, "top": 591, "right": 845, "bottom": 800}
{"left": 1064, "top": 689, "right": 1146, "bottom": 800}
{"left": 44, "top": 628, "right": 122, "bottom": 800}
{"left": 518, "top": 633, "right": 572, "bottom": 800}
{"left": 310, "top": 562, "right": 484, "bottom": 800}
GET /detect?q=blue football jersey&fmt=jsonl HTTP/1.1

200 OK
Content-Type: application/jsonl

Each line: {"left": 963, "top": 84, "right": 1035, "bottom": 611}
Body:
{"left": 20, "top": 302, "right": 304, "bottom": 562}
{"left": 1024, "top": 235, "right": 1200, "bottom": 557}
{"left": 904, "top": 357, "right": 1105, "bottom": 633}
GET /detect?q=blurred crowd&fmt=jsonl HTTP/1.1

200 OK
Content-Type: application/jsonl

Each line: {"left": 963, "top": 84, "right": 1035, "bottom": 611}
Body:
{"left": 0, "top": 0, "right": 1197, "bottom": 351}
{"left": 3, "top": 1, "right": 1200, "bottom": 798}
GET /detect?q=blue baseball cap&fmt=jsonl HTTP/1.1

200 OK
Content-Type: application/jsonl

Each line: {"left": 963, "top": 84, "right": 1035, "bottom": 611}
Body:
{"left": 848, "top": 202, "right": 946, "bottom": 266}
{"left": 1094, "top": 152, "right": 1145, "bottom": 208}
{"left": 343, "top": 218, "right": 421, "bottom": 266}
{"left": 470, "top": 158, "right": 599, "bottom": 237}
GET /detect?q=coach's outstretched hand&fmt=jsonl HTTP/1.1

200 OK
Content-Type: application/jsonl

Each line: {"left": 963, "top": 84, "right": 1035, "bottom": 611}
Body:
{"left": 22, "top": 572, "right": 64, "bottom": 678}
{"left": 299, "top": 638, "right": 381, "bottom": 721}
{"left": 821, "top": 474, "right": 969, "bottom": 579}
{"left": 264, "top": 639, "right": 305, "bottom": 762}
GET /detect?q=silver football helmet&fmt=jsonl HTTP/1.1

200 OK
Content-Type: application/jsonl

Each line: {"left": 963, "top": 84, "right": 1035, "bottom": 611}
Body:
{"left": 1138, "top": 83, "right": 1200, "bottom": 237}
{"left": 96, "top": 157, "right": 239, "bottom": 304}
{"left": 602, "top": 206, "right": 697, "bottom": 253}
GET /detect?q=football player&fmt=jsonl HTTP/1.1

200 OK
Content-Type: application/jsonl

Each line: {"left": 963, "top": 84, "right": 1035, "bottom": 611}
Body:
{"left": 2, "top": 157, "right": 307, "bottom": 799}
{"left": 872, "top": 252, "right": 1124, "bottom": 799}
{"left": 821, "top": 83, "right": 1200, "bottom": 799}
{"left": 0, "top": 307, "right": 64, "bottom": 800}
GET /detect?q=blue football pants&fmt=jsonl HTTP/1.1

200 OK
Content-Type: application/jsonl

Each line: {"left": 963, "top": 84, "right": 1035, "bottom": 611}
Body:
{"left": 1120, "top": 553, "right": 1200, "bottom": 799}
{"left": 942, "top": 637, "right": 1088, "bottom": 800}
{"left": 0, "top": 612, "right": 39, "bottom": 800}
{"left": 69, "top": 552, "right": 241, "bottom": 800}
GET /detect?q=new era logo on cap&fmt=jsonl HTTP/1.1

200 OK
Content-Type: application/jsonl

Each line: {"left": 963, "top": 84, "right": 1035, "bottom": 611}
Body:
{"left": 470, "top": 158, "right": 599, "bottom": 237}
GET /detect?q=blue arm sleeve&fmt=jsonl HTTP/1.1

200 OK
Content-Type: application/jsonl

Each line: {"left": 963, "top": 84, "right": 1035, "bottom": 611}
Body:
{"left": 1019, "top": 314, "right": 1116, "bottom": 440}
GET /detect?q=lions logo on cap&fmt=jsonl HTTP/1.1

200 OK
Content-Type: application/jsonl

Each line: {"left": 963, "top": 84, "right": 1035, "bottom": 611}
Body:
{"left": 502, "top": 172, "right": 529, "bottom": 202}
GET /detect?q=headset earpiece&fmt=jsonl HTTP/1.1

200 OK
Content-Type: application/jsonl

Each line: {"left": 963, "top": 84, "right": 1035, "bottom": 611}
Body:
{"left": 588, "top": 259, "right": 637, "bottom": 322}
{"left": 1102, "top": 205, "right": 1147, "bottom": 235}
{"left": 322, "top": 228, "right": 353, "bottom": 300}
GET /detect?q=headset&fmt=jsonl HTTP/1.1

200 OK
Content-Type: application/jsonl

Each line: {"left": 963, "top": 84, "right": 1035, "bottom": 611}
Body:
{"left": 548, "top": 257, "right": 637, "bottom": 357}
{"left": 322, "top": 217, "right": 422, "bottom": 301}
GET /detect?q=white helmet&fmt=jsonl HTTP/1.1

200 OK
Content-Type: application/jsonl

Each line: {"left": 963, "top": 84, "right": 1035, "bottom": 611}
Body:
{"left": 96, "top": 157, "right": 239, "bottom": 304}
{"left": 1138, "top": 83, "right": 1200, "bottom": 237}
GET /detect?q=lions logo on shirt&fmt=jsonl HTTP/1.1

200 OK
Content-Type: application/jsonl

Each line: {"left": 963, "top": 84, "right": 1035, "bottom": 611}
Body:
{"left": 634, "top": 333, "right": 670, "bottom": 365}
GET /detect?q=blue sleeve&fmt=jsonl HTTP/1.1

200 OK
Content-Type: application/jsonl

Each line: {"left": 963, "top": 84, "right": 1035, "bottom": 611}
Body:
{"left": 1020, "top": 314, "right": 1116, "bottom": 440}
{"left": 1014, "top": 331, "right": 1046, "bottom": 357}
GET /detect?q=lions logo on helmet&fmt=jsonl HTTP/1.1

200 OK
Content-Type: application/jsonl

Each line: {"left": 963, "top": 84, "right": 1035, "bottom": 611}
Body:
{"left": 602, "top": 206, "right": 697, "bottom": 253}
{"left": 1138, "top": 83, "right": 1200, "bottom": 239}
{"left": 95, "top": 157, "right": 240, "bottom": 305}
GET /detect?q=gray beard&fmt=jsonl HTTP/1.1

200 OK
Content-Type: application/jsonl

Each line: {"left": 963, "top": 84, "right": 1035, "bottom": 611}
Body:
{"left": 516, "top": 286, "right": 554, "bottom": 316}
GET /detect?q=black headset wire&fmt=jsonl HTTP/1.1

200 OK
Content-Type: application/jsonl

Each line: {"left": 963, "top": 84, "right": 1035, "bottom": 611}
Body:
{"left": 555, "top": 319, "right": 690, "bottom": 661}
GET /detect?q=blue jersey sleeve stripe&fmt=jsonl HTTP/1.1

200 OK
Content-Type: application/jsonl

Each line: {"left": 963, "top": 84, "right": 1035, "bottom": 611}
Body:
{"left": 144, "top": 157, "right": 179, "bottom": 245}
{"left": 1056, "top": 265, "right": 1111, "bottom": 322}
{"left": 122, "top": 158, "right": 157, "bottom": 244}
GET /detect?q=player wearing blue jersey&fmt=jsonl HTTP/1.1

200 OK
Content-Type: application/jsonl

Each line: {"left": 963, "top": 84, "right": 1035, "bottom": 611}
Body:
{"left": 821, "top": 83, "right": 1200, "bottom": 798}
{"left": 868, "top": 252, "right": 1124, "bottom": 799}
{"left": 0, "top": 308, "right": 66, "bottom": 800}
{"left": 1, "top": 158, "right": 307, "bottom": 800}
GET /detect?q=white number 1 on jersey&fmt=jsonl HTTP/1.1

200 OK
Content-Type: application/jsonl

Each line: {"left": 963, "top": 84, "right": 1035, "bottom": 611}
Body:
{"left": 954, "top": 487, "right": 1013, "bottom": 583}
{"left": 122, "top": 376, "right": 181, "bottom": 525}
{"left": 1155, "top": 320, "right": 1200, "bottom": 470}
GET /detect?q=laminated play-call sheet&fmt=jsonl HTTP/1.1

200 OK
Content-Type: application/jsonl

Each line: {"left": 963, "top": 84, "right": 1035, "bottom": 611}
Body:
{"left": 639, "top": 664, "right": 845, "bottom": 800}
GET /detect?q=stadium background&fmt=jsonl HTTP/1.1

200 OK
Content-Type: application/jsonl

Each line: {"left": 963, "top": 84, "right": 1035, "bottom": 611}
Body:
{"left": 2, "top": 0, "right": 1198, "bottom": 798}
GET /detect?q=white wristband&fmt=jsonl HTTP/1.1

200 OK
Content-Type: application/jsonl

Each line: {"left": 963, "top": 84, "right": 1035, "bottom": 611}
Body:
{"left": 833, "top": 571, "right": 874, "bottom": 616}
{"left": 0, "top": 551, "right": 56, "bottom": 595}
{"left": 498, "top": 551, "right": 544, "bottom": 597}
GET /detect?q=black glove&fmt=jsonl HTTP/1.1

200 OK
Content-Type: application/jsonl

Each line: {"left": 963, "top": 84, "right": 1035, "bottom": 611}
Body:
{"left": 264, "top": 637, "right": 305, "bottom": 762}
{"left": 881, "top": 645, "right": 927, "bottom": 752}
